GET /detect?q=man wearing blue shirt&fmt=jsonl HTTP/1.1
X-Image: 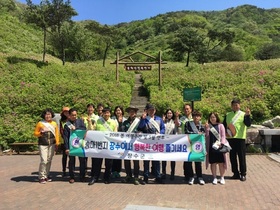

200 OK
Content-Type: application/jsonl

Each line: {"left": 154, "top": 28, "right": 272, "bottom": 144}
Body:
{"left": 138, "top": 103, "right": 165, "bottom": 184}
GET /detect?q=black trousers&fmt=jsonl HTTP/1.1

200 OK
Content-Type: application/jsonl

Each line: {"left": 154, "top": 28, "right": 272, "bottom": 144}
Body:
{"left": 112, "top": 159, "right": 122, "bottom": 173}
{"left": 144, "top": 160, "right": 161, "bottom": 179}
{"left": 162, "top": 161, "right": 176, "bottom": 174}
{"left": 61, "top": 144, "right": 70, "bottom": 172}
{"left": 91, "top": 158, "right": 113, "bottom": 181}
{"left": 69, "top": 156, "right": 86, "bottom": 179}
{"left": 184, "top": 161, "right": 202, "bottom": 178}
{"left": 124, "top": 160, "right": 140, "bottom": 178}
{"left": 228, "top": 139, "right": 247, "bottom": 176}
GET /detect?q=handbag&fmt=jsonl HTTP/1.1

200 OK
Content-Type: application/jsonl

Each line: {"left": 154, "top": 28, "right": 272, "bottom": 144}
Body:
{"left": 209, "top": 124, "right": 232, "bottom": 153}
{"left": 213, "top": 143, "right": 231, "bottom": 153}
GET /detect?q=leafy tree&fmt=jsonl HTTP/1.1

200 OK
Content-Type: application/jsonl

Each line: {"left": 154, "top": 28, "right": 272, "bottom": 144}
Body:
{"left": 170, "top": 27, "right": 204, "bottom": 67}
{"left": 220, "top": 44, "right": 245, "bottom": 61}
{"left": 48, "top": 21, "right": 86, "bottom": 62}
{"left": 255, "top": 43, "right": 280, "bottom": 60}
{"left": 0, "top": 0, "right": 17, "bottom": 13}
{"left": 207, "top": 29, "right": 235, "bottom": 51}
{"left": 25, "top": 0, "right": 77, "bottom": 64}
{"left": 85, "top": 22, "right": 118, "bottom": 66}
{"left": 25, "top": 0, "right": 51, "bottom": 62}
{"left": 46, "top": 0, "right": 77, "bottom": 65}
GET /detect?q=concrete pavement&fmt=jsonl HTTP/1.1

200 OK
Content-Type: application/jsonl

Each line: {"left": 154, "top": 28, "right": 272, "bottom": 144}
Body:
{"left": 1, "top": 153, "right": 280, "bottom": 210}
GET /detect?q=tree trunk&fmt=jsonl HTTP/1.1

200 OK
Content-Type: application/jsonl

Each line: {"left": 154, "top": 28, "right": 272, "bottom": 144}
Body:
{"left": 62, "top": 48, "right": 65, "bottom": 66}
{"left": 102, "top": 43, "right": 110, "bottom": 67}
{"left": 186, "top": 51, "right": 190, "bottom": 67}
{"left": 42, "top": 29, "right": 46, "bottom": 63}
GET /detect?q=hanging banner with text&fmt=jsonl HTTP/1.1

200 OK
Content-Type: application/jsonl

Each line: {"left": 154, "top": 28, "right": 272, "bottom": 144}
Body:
{"left": 69, "top": 130, "right": 206, "bottom": 162}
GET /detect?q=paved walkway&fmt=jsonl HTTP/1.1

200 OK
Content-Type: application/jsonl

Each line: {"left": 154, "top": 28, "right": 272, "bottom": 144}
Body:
{"left": 1, "top": 153, "right": 280, "bottom": 210}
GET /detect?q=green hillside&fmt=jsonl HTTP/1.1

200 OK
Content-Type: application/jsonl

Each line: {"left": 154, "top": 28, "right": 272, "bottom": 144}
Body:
{"left": 0, "top": 52, "right": 134, "bottom": 148}
{"left": 0, "top": 0, "right": 280, "bottom": 150}
{"left": 140, "top": 59, "right": 280, "bottom": 122}
{"left": 0, "top": 2, "right": 44, "bottom": 54}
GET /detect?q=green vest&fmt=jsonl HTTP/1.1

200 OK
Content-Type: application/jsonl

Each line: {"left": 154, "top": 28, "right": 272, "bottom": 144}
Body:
{"left": 83, "top": 114, "right": 99, "bottom": 130}
{"left": 180, "top": 115, "right": 192, "bottom": 134}
{"left": 226, "top": 111, "right": 247, "bottom": 139}
{"left": 96, "top": 118, "right": 117, "bottom": 131}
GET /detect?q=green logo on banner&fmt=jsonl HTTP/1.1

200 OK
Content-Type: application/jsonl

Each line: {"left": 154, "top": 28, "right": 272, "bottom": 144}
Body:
{"left": 69, "top": 130, "right": 87, "bottom": 157}
{"left": 188, "top": 134, "right": 206, "bottom": 162}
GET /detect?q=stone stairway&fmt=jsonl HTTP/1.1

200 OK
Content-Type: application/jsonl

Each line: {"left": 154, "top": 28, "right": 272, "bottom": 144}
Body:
{"left": 129, "top": 73, "right": 149, "bottom": 116}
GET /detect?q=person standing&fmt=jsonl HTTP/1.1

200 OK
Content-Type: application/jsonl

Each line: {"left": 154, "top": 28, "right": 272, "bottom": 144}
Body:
{"left": 34, "top": 108, "right": 59, "bottom": 184}
{"left": 121, "top": 106, "right": 143, "bottom": 185}
{"left": 138, "top": 103, "right": 165, "bottom": 184}
{"left": 59, "top": 107, "right": 70, "bottom": 177}
{"left": 205, "top": 112, "right": 229, "bottom": 185}
{"left": 111, "top": 106, "right": 126, "bottom": 178}
{"left": 174, "top": 103, "right": 193, "bottom": 180}
{"left": 162, "top": 108, "right": 177, "bottom": 181}
{"left": 63, "top": 108, "right": 87, "bottom": 184}
{"left": 184, "top": 110, "right": 205, "bottom": 185}
{"left": 88, "top": 107, "right": 117, "bottom": 185}
{"left": 82, "top": 103, "right": 99, "bottom": 176}
{"left": 223, "top": 99, "right": 251, "bottom": 181}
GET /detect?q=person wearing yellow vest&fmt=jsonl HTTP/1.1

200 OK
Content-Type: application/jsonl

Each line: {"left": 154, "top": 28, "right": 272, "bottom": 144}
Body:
{"left": 223, "top": 99, "right": 251, "bottom": 182}
{"left": 34, "top": 108, "right": 59, "bottom": 184}
{"left": 174, "top": 103, "right": 193, "bottom": 181}
{"left": 82, "top": 103, "right": 99, "bottom": 176}
{"left": 82, "top": 103, "right": 99, "bottom": 130}
{"left": 88, "top": 107, "right": 117, "bottom": 185}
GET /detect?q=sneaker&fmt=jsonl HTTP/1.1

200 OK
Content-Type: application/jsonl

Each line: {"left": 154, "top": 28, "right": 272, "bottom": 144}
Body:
{"left": 39, "top": 179, "right": 46, "bottom": 184}
{"left": 198, "top": 177, "right": 205, "bottom": 185}
{"left": 69, "top": 179, "right": 75, "bottom": 184}
{"left": 45, "top": 176, "right": 52, "bottom": 182}
{"left": 212, "top": 178, "right": 218, "bottom": 185}
{"left": 143, "top": 177, "right": 149, "bottom": 184}
{"left": 139, "top": 178, "right": 145, "bottom": 185}
{"left": 134, "top": 178, "right": 140, "bottom": 185}
{"left": 220, "top": 177, "right": 225, "bottom": 185}
{"left": 188, "top": 177, "right": 194, "bottom": 185}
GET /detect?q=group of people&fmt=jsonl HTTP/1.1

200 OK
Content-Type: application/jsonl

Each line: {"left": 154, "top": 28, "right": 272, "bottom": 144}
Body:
{"left": 34, "top": 98, "right": 251, "bottom": 186}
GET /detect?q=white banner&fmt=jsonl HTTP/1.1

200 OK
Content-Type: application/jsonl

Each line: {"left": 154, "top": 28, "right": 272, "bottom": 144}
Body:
{"left": 70, "top": 130, "right": 206, "bottom": 162}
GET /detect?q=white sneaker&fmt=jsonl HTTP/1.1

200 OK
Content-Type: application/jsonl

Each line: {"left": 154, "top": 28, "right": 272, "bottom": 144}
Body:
{"left": 198, "top": 177, "right": 205, "bottom": 185}
{"left": 212, "top": 178, "right": 218, "bottom": 185}
{"left": 220, "top": 177, "right": 225, "bottom": 185}
{"left": 188, "top": 177, "right": 194, "bottom": 185}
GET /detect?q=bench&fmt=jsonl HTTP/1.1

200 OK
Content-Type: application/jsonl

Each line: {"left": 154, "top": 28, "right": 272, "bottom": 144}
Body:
{"left": 9, "top": 142, "right": 38, "bottom": 154}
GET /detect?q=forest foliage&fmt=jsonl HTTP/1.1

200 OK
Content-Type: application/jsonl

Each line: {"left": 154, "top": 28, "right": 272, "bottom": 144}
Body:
{"left": 0, "top": 0, "right": 280, "bottom": 149}
{"left": 1, "top": 1, "right": 280, "bottom": 64}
